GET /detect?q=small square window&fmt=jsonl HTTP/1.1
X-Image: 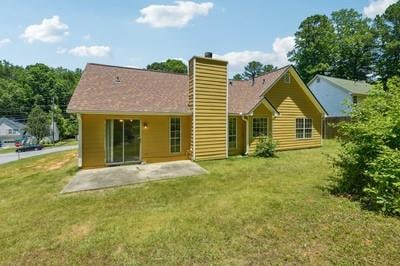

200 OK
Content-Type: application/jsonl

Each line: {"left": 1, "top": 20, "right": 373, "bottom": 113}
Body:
{"left": 296, "top": 118, "right": 312, "bottom": 139}
{"left": 252, "top": 117, "right": 268, "bottom": 137}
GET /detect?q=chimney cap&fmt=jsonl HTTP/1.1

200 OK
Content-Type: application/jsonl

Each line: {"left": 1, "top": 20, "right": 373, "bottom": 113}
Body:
{"left": 204, "top": 52, "right": 213, "bottom": 58}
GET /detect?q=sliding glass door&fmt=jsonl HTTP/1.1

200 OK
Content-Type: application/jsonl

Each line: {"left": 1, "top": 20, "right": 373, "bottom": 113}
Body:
{"left": 106, "top": 119, "right": 140, "bottom": 164}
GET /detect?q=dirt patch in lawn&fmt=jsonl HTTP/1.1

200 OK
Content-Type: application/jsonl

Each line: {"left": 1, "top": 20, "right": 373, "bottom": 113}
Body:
{"left": 33, "top": 151, "right": 76, "bottom": 171}
{"left": 59, "top": 222, "right": 93, "bottom": 241}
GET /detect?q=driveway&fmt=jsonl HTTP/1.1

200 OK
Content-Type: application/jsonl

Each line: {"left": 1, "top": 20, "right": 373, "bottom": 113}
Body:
{"left": 0, "top": 145, "right": 78, "bottom": 165}
{"left": 62, "top": 160, "right": 208, "bottom": 193}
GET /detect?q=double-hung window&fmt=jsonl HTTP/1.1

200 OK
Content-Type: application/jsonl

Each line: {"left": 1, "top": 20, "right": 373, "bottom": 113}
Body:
{"left": 296, "top": 118, "right": 312, "bottom": 139}
{"left": 252, "top": 117, "right": 268, "bottom": 137}
{"left": 228, "top": 117, "right": 237, "bottom": 149}
{"left": 170, "top": 117, "right": 181, "bottom": 153}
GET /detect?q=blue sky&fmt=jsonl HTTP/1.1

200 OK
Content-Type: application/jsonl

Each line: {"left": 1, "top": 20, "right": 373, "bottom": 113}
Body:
{"left": 0, "top": 0, "right": 396, "bottom": 74}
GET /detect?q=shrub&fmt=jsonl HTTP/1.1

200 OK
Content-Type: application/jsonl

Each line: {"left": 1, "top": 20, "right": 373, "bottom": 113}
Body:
{"left": 364, "top": 148, "right": 400, "bottom": 215}
{"left": 254, "top": 136, "right": 277, "bottom": 157}
{"left": 332, "top": 76, "right": 400, "bottom": 215}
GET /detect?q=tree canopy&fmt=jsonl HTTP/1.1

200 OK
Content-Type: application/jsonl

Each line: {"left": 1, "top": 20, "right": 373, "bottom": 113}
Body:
{"left": 233, "top": 61, "right": 277, "bottom": 82}
{"left": 289, "top": 2, "right": 400, "bottom": 84}
{"left": 0, "top": 60, "right": 81, "bottom": 139}
{"left": 288, "top": 14, "right": 336, "bottom": 82}
{"left": 146, "top": 59, "right": 187, "bottom": 74}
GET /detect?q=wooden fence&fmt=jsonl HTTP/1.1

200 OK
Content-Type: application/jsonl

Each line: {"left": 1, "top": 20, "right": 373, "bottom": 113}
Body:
{"left": 323, "top": 116, "right": 351, "bottom": 139}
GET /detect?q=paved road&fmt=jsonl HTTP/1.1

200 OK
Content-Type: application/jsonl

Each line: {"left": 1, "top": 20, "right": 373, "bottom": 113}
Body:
{"left": 0, "top": 145, "right": 78, "bottom": 165}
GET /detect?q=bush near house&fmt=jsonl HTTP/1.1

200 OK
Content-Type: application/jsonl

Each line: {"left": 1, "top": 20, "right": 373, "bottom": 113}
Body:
{"left": 332, "top": 76, "right": 400, "bottom": 215}
{"left": 254, "top": 136, "right": 277, "bottom": 157}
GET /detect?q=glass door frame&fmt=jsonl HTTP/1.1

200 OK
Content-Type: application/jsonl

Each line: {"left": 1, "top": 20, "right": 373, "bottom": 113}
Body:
{"left": 105, "top": 119, "right": 142, "bottom": 165}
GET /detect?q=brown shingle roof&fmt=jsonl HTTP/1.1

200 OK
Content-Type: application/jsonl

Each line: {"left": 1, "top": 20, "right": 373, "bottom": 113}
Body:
{"left": 228, "top": 66, "right": 290, "bottom": 114}
{"left": 67, "top": 63, "right": 190, "bottom": 114}
{"left": 67, "top": 63, "right": 290, "bottom": 115}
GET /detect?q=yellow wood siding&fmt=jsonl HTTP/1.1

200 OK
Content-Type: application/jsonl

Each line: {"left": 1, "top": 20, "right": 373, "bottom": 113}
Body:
{"left": 266, "top": 71, "right": 322, "bottom": 150}
{"left": 248, "top": 104, "right": 273, "bottom": 154}
{"left": 81, "top": 114, "right": 191, "bottom": 168}
{"left": 190, "top": 57, "right": 228, "bottom": 160}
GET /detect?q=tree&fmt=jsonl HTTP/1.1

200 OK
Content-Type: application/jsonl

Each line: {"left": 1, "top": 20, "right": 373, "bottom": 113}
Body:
{"left": 330, "top": 9, "right": 375, "bottom": 81}
{"left": 288, "top": 15, "right": 337, "bottom": 82}
{"left": 146, "top": 59, "right": 187, "bottom": 74}
{"left": 243, "top": 61, "right": 264, "bottom": 82}
{"left": 27, "top": 105, "right": 49, "bottom": 141}
{"left": 262, "top": 64, "right": 277, "bottom": 74}
{"left": 232, "top": 73, "right": 243, "bottom": 80}
{"left": 374, "top": 1, "right": 400, "bottom": 83}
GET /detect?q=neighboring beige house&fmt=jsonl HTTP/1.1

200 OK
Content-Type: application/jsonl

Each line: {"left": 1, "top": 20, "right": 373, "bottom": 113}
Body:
{"left": 68, "top": 53, "right": 327, "bottom": 168}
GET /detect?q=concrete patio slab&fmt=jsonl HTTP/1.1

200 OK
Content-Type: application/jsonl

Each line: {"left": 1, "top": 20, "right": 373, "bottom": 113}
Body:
{"left": 61, "top": 160, "right": 208, "bottom": 193}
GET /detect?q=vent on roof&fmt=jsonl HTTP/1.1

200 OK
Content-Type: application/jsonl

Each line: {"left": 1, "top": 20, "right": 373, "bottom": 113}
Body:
{"left": 229, "top": 81, "right": 233, "bottom": 86}
{"left": 115, "top": 76, "right": 121, "bottom": 83}
{"left": 316, "top": 77, "right": 320, "bottom": 83}
{"left": 263, "top": 79, "right": 265, "bottom": 84}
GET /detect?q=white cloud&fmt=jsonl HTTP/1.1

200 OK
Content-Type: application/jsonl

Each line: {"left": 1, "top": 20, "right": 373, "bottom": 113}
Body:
{"left": 68, "top": 45, "right": 111, "bottom": 57}
{"left": 83, "top": 34, "right": 91, "bottom": 41}
{"left": 56, "top": 47, "right": 67, "bottom": 54}
{"left": 215, "top": 36, "right": 295, "bottom": 73}
{"left": 363, "top": 0, "right": 397, "bottom": 18}
{"left": 136, "top": 1, "right": 214, "bottom": 28}
{"left": 0, "top": 38, "right": 11, "bottom": 48}
{"left": 20, "top": 16, "right": 69, "bottom": 43}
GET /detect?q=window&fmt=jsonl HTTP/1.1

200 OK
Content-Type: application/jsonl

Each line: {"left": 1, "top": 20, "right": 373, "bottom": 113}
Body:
{"left": 284, "top": 73, "right": 291, "bottom": 84}
{"left": 228, "top": 117, "right": 237, "bottom": 149}
{"left": 252, "top": 117, "right": 268, "bottom": 137}
{"left": 296, "top": 118, "right": 312, "bottom": 139}
{"left": 352, "top": 95, "right": 358, "bottom": 104}
{"left": 8, "top": 129, "right": 12, "bottom": 134}
{"left": 170, "top": 117, "right": 181, "bottom": 153}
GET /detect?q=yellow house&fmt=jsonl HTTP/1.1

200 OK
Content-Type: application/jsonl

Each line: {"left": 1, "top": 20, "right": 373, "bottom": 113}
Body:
{"left": 67, "top": 53, "right": 327, "bottom": 168}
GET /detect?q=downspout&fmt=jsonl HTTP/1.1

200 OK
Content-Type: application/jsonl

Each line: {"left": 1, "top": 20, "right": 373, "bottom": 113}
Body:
{"left": 241, "top": 113, "right": 249, "bottom": 155}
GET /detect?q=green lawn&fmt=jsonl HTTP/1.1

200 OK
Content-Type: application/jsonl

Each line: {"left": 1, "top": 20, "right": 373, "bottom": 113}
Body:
{"left": 0, "top": 138, "right": 77, "bottom": 154}
{"left": 0, "top": 141, "right": 399, "bottom": 264}
{"left": 0, "top": 147, "right": 16, "bottom": 154}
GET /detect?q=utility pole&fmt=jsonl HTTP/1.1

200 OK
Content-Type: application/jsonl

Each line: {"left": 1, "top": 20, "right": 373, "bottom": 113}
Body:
{"left": 51, "top": 97, "right": 55, "bottom": 146}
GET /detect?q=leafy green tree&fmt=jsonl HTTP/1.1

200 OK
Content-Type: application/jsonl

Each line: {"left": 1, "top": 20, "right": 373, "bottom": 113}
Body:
{"left": 374, "top": 2, "right": 400, "bottom": 83}
{"left": 146, "top": 59, "right": 187, "bottom": 74}
{"left": 262, "top": 64, "right": 277, "bottom": 74}
{"left": 0, "top": 60, "right": 81, "bottom": 139}
{"left": 333, "top": 76, "right": 400, "bottom": 215}
{"left": 330, "top": 9, "right": 375, "bottom": 81}
{"left": 288, "top": 15, "right": 337, "bottom": 82}
{"left": 243, "top": 61, "right": 264, "bottom": 82}
{"left": 232, "top": 73, "right": 243, "bottom": 80}
{"left": 27, "top": 105, "right": 49, "bottom": 141}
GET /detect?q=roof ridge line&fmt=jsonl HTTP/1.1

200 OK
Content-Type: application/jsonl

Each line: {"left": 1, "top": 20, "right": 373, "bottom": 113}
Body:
{"left": 87, "top": 63, "right": 189, "bottom": 76}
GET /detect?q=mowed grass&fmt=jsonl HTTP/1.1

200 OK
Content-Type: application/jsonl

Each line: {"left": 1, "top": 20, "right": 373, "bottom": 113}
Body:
{"left": 0, "top": 141, "right": 399, "bottom": 265}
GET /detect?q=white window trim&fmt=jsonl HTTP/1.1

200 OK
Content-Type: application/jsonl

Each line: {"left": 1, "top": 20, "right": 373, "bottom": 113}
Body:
{"left": 296, "top": 117, "right": 313, "bottom": 139}
{"left": 252, "top": 116, "right": 269, "bottom": 138}
{"left": 228, "top": 117, "right": 237, "bottom": 149}
{"left": 169, "top": 117, "right": 181, "bottom": 154}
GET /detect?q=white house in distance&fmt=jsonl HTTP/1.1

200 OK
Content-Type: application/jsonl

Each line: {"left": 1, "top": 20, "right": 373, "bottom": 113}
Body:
{"left": 0, "top": 117, "right": 25, "bottom": 147}
{"left": 308, "top": 75, "right": 372, "bottom": 117}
